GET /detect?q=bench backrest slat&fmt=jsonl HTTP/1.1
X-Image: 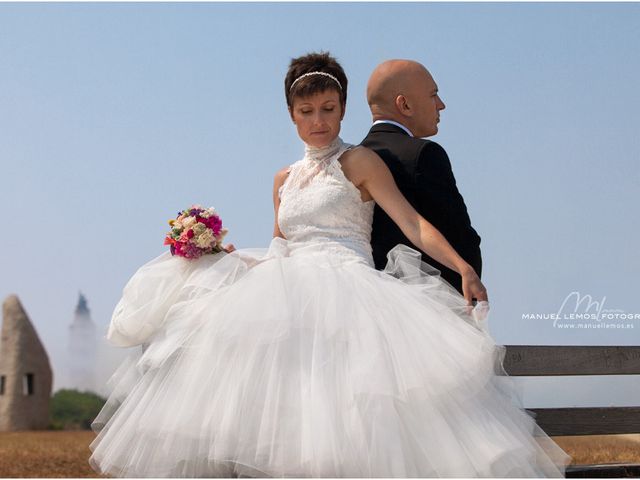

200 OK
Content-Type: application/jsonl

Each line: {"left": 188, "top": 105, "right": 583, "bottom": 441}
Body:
{"left": 503, "top": 345, "right": 640, "bottom": 376}
{"left": 528, "top": 407, "right": 640, "bottom": 436}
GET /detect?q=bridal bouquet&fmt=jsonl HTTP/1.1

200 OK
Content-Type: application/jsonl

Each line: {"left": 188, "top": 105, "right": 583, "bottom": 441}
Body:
{"left": 164, "top": 205, "right": 228, "bottom": 259}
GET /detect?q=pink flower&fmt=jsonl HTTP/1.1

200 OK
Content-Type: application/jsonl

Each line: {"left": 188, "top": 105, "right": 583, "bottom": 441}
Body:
{"left": 208, "top": 216, "right": 223, "bottom": 235}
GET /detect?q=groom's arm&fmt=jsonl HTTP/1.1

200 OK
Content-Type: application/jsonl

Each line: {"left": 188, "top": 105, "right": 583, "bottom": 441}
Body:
{"left": 414, "top": 141, "right": 482, "bottom": 277}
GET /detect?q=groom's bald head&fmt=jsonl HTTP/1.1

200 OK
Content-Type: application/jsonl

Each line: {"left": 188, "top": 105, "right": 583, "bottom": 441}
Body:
{"left": 367, "top": 60, "right": 427, "bottom": 107}
{"left": 367, "top": 59, "right": 445, "bottom": 137}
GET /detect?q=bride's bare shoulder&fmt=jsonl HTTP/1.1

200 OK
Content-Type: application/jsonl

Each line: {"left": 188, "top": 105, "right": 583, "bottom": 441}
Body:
{"left": 340, "top": 146, "right": 386, "bottom": 175}
{"left": 274, "top": 165, "right": 292, "bottom": 187}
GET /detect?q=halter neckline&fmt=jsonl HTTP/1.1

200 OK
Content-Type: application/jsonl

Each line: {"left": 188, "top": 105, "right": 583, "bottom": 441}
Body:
{"left": 303, "top": 136, "right": 345, "bottom": 163}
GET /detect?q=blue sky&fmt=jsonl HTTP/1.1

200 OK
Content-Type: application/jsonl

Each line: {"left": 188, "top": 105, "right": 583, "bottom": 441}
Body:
{"left": 1, "top": 2, "right": 639, "bottom": 406}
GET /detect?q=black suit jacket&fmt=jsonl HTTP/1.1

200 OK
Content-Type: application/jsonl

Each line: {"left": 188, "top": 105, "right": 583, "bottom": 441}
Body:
{"left": 360, "top": 123, "right": 482, "bottom": 294}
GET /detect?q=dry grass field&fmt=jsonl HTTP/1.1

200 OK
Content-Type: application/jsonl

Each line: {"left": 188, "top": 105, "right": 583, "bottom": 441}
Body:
{"left": 553, "top": 433, "right": 640, "bottom": 466}
{"left": 0, "top": 431, "right": 101, "bottom": 478}
{"left": 0, "top": 431, "right": 638, "bottom": 477}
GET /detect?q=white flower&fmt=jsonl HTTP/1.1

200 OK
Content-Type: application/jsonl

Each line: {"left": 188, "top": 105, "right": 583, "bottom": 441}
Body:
{"left": 182, "top": 216, "right": 196, "bottom": 229}
{"left": 192, "top": 223, "right": 206, "bottom": 235}
{"left": 200, "top": 207, "right": 216, "bottom": 219}
{"left": 194, "top": 229, "right": 215, "bottom": 248}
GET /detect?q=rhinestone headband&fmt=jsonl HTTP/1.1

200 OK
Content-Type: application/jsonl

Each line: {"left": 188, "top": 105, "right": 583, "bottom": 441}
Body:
{"left": 289, "top": 71, "right": 343, "bottom": 92}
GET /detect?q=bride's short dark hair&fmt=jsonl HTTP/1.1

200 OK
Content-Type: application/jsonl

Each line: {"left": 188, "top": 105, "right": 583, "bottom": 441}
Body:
{"left": 285, "top": 51, "right": 348, "bottom": 109}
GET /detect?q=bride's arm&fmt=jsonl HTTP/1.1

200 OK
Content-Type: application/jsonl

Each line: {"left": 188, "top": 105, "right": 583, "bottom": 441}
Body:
{"left": 344, "top": 147, "right": 487, "bottom": 305}
{"left": 272, "top": 167, "right": 289, "bottom": 239}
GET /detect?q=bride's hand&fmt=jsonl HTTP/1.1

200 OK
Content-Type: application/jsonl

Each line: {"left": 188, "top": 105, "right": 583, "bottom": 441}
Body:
{"left": 223, "top": 243, "right": 236, "bottom": 253}
{"left": 460, "top": 266, "right": 488, "bottom": 306}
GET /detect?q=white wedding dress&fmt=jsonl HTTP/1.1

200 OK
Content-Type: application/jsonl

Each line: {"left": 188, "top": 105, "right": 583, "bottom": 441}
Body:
{"left": 89, "top": 137, "right": 571, "bottom": 477}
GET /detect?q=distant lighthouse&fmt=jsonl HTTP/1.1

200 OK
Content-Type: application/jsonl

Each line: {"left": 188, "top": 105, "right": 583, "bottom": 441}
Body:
{"left": 68, "top": 292, "right": 98, "bottom": 392}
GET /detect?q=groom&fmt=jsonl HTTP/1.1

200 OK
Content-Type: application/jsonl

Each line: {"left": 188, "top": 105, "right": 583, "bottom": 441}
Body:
{"left": 361, "top": 60, "right": 482, "bottom": 295}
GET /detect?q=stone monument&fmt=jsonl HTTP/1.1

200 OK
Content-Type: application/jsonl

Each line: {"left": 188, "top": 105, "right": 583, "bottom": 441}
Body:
{"left": 0, "top": 294, "right": 53, "bottom": 431}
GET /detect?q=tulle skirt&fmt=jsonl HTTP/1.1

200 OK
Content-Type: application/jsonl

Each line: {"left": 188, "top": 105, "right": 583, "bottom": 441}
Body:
{"left": 89, "top": 238, "right": 571, "bottom": 477}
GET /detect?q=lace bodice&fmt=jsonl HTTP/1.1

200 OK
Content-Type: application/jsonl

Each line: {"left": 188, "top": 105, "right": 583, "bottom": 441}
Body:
{"left": 277, "top": 137, "right": 375, "bottom": 264}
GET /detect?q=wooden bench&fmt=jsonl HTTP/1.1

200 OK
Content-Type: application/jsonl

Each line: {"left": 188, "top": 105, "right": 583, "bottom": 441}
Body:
{"left": 503, "top": 345, "right": 640, "bottom": 478}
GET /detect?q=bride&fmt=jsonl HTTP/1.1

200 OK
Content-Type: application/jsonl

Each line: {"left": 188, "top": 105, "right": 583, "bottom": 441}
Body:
{"left": 89, "top": 52, "right": 571, "bottom": 477}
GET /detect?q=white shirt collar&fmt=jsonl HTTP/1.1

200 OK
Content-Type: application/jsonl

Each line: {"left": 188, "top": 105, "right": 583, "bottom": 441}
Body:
{"left": 372, "top": 119, "right": 414, "bottom": 137}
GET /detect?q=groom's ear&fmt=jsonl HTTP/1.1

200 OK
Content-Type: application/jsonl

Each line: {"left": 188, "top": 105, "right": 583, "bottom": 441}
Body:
{"left": 395, "top": 95, "right": 412, "bottom": 117}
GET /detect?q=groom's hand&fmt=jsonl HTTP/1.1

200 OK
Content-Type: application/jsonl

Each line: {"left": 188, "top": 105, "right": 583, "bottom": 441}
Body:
{"left": 461, "top": 268, "right": 488, "bottom": 306}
